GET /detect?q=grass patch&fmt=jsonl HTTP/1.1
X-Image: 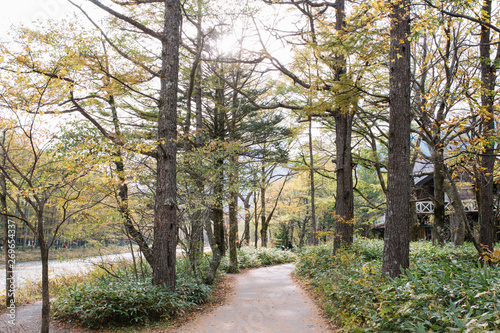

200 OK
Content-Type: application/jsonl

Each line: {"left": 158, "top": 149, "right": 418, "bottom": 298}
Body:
{"left": 295, "top": 239, "right": 500, "bottom": 332}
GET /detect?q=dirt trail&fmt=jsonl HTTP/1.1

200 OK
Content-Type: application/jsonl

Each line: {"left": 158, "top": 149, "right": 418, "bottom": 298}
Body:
{"left": 172, "top": 263, "right": 333, "bottom": 333}
{"left": 0, "top": 301, "right": 71, "bottom": 333}
{"left": 0, "top": 263, "right": 333, "bottom": 333}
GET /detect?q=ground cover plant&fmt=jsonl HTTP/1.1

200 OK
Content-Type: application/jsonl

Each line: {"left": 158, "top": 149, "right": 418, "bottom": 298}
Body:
{"left": 220, "top": 246, "right": 297, "bottom": 270}
{"left": 295, "top": 239, "right": 500, "bottom": 332}
{"left": 53, "top": 259, "right": 211, "bottom": 329}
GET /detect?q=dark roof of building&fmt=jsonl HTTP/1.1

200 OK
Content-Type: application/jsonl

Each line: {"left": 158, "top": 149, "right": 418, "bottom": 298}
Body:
{"left": 413, "top": 160, "right": 434, "bottom": 186}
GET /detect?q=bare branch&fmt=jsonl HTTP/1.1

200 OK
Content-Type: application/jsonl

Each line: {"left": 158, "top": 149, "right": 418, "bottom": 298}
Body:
{"left": 71, "top": 0, "right": 163, "bottom": 39}
{"left": 424, "top": 0, "right": 500, "bottom": 34}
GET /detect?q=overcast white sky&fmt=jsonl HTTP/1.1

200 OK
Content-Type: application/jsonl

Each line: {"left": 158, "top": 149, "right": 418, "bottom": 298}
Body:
{"left": 0, "top": 0, "right": 80, "bottom": 32}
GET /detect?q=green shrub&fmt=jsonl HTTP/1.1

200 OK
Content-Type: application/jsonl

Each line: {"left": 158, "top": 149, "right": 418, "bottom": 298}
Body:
{"left": 296, "top": 243, "right": 384, "bottom": 332}
{"left": 352, "top": 238, "right": 384, "bottom": 261}
{"left": 220, "top": 246, "right": 297, "bottom": 270}
{"left": 296, "top": 239, "right": 500, "bottom": 332}
{"left": 53, "top": 268, "right": 211, "bottom": 328}
{"left": 372, "top": 260, "right": 500, "bottom": 332}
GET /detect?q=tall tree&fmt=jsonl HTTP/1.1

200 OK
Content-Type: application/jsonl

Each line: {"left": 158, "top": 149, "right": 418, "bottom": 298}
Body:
{"left": 0, "top": 129, "right": 13, "bottom": 309}
{"left": 427, "top": 0, "right": 499, "bottom": 254}
{"left": 477, "top": 0, "right": 497, "bottom": 254}
{"left": 332, "top": 0, "right": 354, "bottom": 251}
{"left": 0, "top": 114, "right": 105, "bottom": 333}
{"left": 411, "top": 12, "right": 475, "bottom": 245}
{"left": 308, "top": 115, "right": 318, "bottom": 245}
{"left": 77, "top": 0, "right": 182, "bottom": 289}
{"left": 382, "top": 0, "right": 412, "bottom": 278}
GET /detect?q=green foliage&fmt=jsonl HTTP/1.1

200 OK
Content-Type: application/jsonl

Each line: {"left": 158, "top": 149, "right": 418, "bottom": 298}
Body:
{"left": 374, "top": 260, "right": 499, "bottom": 332}
{"left": 220, "top": 246, "right": 297, "bottom": 270}
{"left": 53, "top": 262, "right": 211, "bottom": 329}
{"left": 296, "top": 239, "right": 500, "bottom": 332}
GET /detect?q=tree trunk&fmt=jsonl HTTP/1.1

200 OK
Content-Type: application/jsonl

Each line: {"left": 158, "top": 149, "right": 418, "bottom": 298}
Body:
{"left": 228, "top": 77, "right": 240, "bottom": 268}
{"left": 409, "top": 196, "right": 420, "bottom": 242}
{"left": 254, "top": 189, "right": 259, "bottom": 248}
{"left": 432, "top": 148, "right": 446, "bottom": 244}
{"left": 260, "top": 172, "right": 289, "bottom": 248}
{"left": 40, "top": 248, "right": 50, "bottom": 333}
{"left": 409, "top": 177, "right": 420, "bottom": 242}
{"left": 242, "top": 193, "right": 251, "bottom": 246}
{"left": 332, "top": 0, "right": 354, "bottom": 252}
{"left": 289, "top": 220, "right": 295, "bottom": 246}
{"left": 260, "top": 174, "right": 267, "bottom": 247}
{"left": 382, "top": 0, "right": 411, "bottom": 278}
{"left": 1, "top": 134, "right": 14, "bottom": 308}
{"left": 212, "top": 159, "right": 225, "bottom": 256}
{"left": 152, "top": 0, "right": 181, "bottom": 290}
{"left": 188, "top": 209, "right": 204, "bottom": 278}
{"left": 114, "top": 147, "right": 154, "bottom": 266}
{"left": 333, "top": 111, "right": 354, "bottom": 252}
{"left": 308, "top": 116, "right": 318, "bottom": 245}
{"left": 189, "top": 14, "right": 206, "bottom": 272}
{"left": 478, "top": 0, "right": 497, "bottom": 254}
{"left": 212, "top": 203, "right": 225, "bottom": 256}
{"left": 298, "top": 216, "right": 309, "bottom": 249}
{"left": 38, "top": 212, "right": 50, "bottom": 333}
{"left": 181, "top": 0, "right": 204, "bottom": 277}
{"left": 102, "top": 49, "right": 155, "bottom": 268}
{"left": 204, "top": 210, "right": 222, "bottom": 285}
{"left": 450, "top": 211, "right": 465, "bottom": 246}
{"left": 444, "top": 175, "right": 482, "bottom": 253}
{"left": 228, "top": 189, "right": 238, "bottom": 270}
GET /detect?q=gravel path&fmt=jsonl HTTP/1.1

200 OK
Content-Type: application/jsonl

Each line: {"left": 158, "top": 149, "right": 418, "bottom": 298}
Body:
{"left": 172, "top": 263, "right": 332, "bottom": 333}
{"left": 0, "top": 300, "right": 73, "bottom": 333}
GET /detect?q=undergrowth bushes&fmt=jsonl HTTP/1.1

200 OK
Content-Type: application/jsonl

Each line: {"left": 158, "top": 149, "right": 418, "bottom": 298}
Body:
{"left": 221, "top": 246, "right": 297, "bottom": 270}
{"left": 53, "top": 258, "right": 210, "bottom": 328}
{"left": 296, "top": 239, "right": 500, "bottom": 332}
{"left": 0, "top": 270, "right": 99, "bottom": 311}
{"left": 53, "top": 273, "right": 210, "bottom": 328}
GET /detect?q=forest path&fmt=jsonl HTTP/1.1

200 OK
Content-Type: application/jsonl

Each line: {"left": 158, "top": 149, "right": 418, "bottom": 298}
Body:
{"left": 172, "top": 263, "right": 333, "bottom": 333}
{"left": 0, "top": 263, "right": 333, "bottom": 332}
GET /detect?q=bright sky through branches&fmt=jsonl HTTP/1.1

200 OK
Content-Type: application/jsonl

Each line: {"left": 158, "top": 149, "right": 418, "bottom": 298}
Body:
{"left": 0, "top": 0, "right": 77, "bottom": 32}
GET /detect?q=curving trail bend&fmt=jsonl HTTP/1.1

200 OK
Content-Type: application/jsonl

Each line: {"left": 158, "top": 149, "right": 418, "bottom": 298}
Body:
{"left": 173, "top": 263, "right": 333, "bottom": 333}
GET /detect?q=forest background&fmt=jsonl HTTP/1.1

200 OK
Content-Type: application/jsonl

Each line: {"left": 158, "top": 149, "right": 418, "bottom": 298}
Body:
{"left": 0, "top": 0, "right": 499, "bottom": 332}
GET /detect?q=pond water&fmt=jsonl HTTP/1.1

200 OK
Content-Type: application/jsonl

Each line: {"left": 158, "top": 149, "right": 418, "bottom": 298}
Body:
{"left": 0, "top": 252, "right": 135, "bottom": 289}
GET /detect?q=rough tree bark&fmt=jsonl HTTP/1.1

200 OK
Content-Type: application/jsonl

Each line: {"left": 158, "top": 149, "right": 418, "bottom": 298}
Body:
{"left": 228, "top": 82, "right": 239, "bottom": 269}
{"left": 239, "top": 192, "right": 252, "bottom": 246}
{"left": 212, "top": 72, "right": 226, "bottom": 256}
{"left": 254, "top": 185, "right": 259, "bottom": 248}
{"left": 332, "top": 0, "right": 354, "bottom": 252}
{"left": 228, "top": 185, "right": 239, "bottom": 270}
{"left": 478, "top": 0, "right": 497, "bottom": 254}
{"left": 260, "top": 173, "right": 268, "bottom": 247}
{"left": 308, "top": 115, "right": 318, "bottom": 245}
{"left": 432, "top": 148, "right": 446, "bottom": 244}
{"left": 333, "top": 111, "right": 354, "bottom": 251}
{"left": 1, "top": 132, "right": 14, "bottom": 309}
{"left": 152, "top": 0, "right": 182, "bottom": 289}
{"left": 382, "top": 0, "right": 411, "bottom": 278}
